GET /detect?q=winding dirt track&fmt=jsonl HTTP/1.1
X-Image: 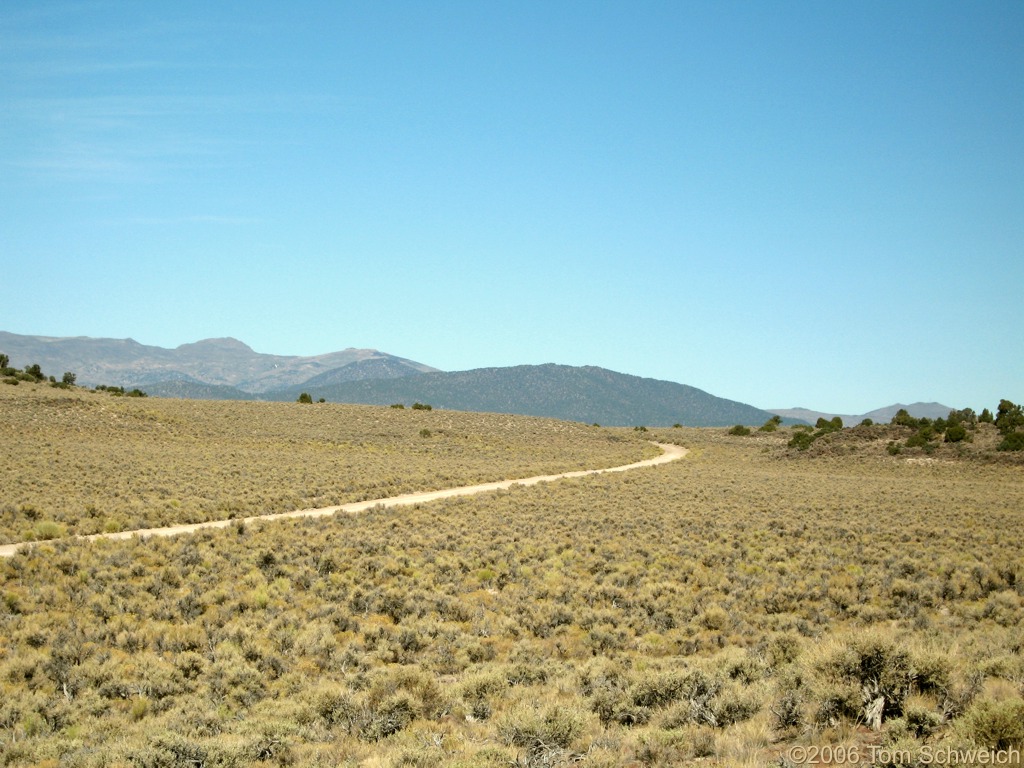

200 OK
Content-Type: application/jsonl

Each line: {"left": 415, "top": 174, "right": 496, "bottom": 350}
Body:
{"left": 0, "top": 442, "right": 688, "bottom": 558}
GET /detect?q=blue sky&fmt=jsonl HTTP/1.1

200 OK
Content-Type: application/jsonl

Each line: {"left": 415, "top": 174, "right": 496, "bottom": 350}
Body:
{"left": 2, "top": 1, "right": 1021, "bottom": 414}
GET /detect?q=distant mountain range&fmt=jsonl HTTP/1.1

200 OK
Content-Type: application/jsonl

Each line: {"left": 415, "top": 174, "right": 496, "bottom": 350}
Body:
{"left": 767, "top": 402, "right": 955, "bottom": 426}
{"left": 271, "top": 363, "right": 779, "bottom": 428}
{"left": 1, "top": 331, "right": 955, "bottom": 428}
{"left": 0, "top": 332, "right": 436, "bottom": 394}
{"left": 1, "top": 331, "right": 785, "bottom": 427}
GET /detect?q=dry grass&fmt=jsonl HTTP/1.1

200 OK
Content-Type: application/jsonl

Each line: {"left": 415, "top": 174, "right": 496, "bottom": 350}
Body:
{"left": 0, "top": 396, "right": 1022, "bottom": 765}
{"left": 0, "top": 384, "right": 654, "bottom": 544}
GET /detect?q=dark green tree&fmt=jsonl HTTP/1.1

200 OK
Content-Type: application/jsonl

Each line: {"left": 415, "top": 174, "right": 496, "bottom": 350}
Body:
{"left": 998, "top": 432, "right": 1024, "bottom": 451}
{"left": 297, "top": 392, "right": 313, "bottom": 404}
{"left": 995, "top": 399, "right": 1024, "bottom": 435}
{"left": 891, "top": 409, "right": 919, "bottom": 428}
{"left": 789, "top": 431, "right": 815, "bottom": 451}
{"left": 0, "top": 354, "right": 8, "bottom": 369}
{"left": 62, "top": 372, "right": 76, "bottom": 386}
{"left": 814, "top": 416, "right": 843, "bottom": 433}
{"left": 948, "top": 408, "right": 976, "bottom": 426}
{"left": 979, "top": 408, "right": 994, "bottom": 424}
{"left": 944, "top": 424, "right": 968, "bottom": 443}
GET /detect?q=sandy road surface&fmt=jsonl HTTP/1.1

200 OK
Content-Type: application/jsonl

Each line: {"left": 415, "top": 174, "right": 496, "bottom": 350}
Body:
{"left": 0, "top": 442, "right": 688, "bottom": 558}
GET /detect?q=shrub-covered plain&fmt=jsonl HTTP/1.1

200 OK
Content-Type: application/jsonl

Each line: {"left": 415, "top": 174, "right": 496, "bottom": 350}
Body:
{"left": 0, "top": 384, "right": 654, "bottom": 545}
{"left": 1, "top": 396, "right": 1023, "bottom": 765}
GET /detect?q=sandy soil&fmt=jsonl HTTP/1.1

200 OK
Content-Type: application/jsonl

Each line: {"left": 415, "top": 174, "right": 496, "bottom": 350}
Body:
{"left": 0, "top": 442, "right": 687, "bottom": 557}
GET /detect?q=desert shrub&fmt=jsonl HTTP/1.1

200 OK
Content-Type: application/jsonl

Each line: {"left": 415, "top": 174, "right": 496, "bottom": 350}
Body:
{"left": 308, "top": 685, "right": 360, "bottom": 728}
{"left": 630, "top": 672, "right": 692, "bottom": 709}
{"left": 912, "top": 652, "right": 952, "bottom": 696}
{"left": 390, "top": 749, "right": 443, "bottom": 768}
{"left": 771, "top": 689, "right": 804, "bottom": 731}
{"left": 997, "top": 432, "right": 1024, "bottom": 452}
{"left": 813, "top": 635, "right": 915, "bottom": 726}
{"left": 711, "top": 685, "right": 762, "bottom": 726}
{"left": 699, "top": 604, "right": 729, "bottom": 630}
{"left": 505, "top": 660, "right": 548, "bottom": 687}
{"left": 496, "top": 704, "right": 584, "bottom": 751}
{"left": 124, "top": 733, "right": 216, "bottom": 768}
{"left": 367, "top": 666, "right": 450, "bottom": 722}
{"left": 207, "top": 649, "right": 266, "bottom": 707}
{"left": 789, "top": 431, "right": 815, "bottom": 451}
{"left": 297, "top": 392, "right": 313, "bottom": 404}
{"left": 631, "top": 729, "right": 692, "bottom": 765}
{"left": 459, "top": 671, "right": 506, "bottom": 720}
{"left": 31, "top": 521, "right": 66, "bottom": 541}
{"left": 411, "top": 402, "right": 432, "bottom": 411}
{"left": 960, "top": 698, "right": 1024, "bottom": 750}
{"left": 765, "top": 635, "right": 802, "bottom": 669}
{"left": 759, "top": 415, "right": 782, "bottom": 432}
{"left": 629, "top": 669, "right": 721, "bottom": 728}
{"left": 902, "top": 700, "right": 943, "bottom": 738}
{"left": 360, "top": 692, "right": 416, "bottom": 741}
{"left": 590, "top": 688, "right": 650, "bottom": 727}
{"left": 945, "top": 423, "right": 968, "bottom": 443}
{"left": 905, "top": 430, "right": 933, "bottom": 449}
{"left": 728, "top": 425, "right": 750, "bottom": 436}
{"left": 813, "top": 683, "right": 863, "bottom": 728}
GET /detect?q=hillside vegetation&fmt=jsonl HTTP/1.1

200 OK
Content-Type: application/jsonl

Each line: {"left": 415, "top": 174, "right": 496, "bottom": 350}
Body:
{"left": 1, "top": 410, "right": 1022, "bottom": 765}
{"left": 0, "top": 383, "right": 654, "bottom": 545}
{"left": 273, "top": 363, "right": 778, "bottom": 427}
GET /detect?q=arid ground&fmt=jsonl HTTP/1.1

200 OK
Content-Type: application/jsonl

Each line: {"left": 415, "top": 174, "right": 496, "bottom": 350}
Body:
{"left": 1, "top": 384, "right": 1022, "bottom": 766}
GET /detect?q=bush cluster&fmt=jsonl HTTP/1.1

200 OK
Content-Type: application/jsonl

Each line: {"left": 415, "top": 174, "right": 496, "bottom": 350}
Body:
{"left": 1, "top": 354, "right": 147, "bottom": 397}
{"left": 885, "top": 402, "right": 1024, "bottom": 455}
{"left": 787, "top": 416, "right": 843, "bottom": 451}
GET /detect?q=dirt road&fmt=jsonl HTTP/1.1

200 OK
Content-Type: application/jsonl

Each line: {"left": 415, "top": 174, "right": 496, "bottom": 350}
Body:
{"left": 0, "top": 442, "right": 688, "bottom": 557}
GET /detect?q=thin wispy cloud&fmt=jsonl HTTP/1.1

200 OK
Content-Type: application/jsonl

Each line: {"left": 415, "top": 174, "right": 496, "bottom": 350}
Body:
{"left": 107, "top": 214, "right": 261, "bottom": 226}
{"left": 1, "top": 10, "right": 309, "bottom": 186}
{"left": 4, "top": 89, "right": 325, "bottom": 185}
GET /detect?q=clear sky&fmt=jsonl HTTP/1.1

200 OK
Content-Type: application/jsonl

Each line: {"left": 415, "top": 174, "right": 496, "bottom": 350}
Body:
{"left": 2, "top": 1, "right": 1021, "bottom": 414}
